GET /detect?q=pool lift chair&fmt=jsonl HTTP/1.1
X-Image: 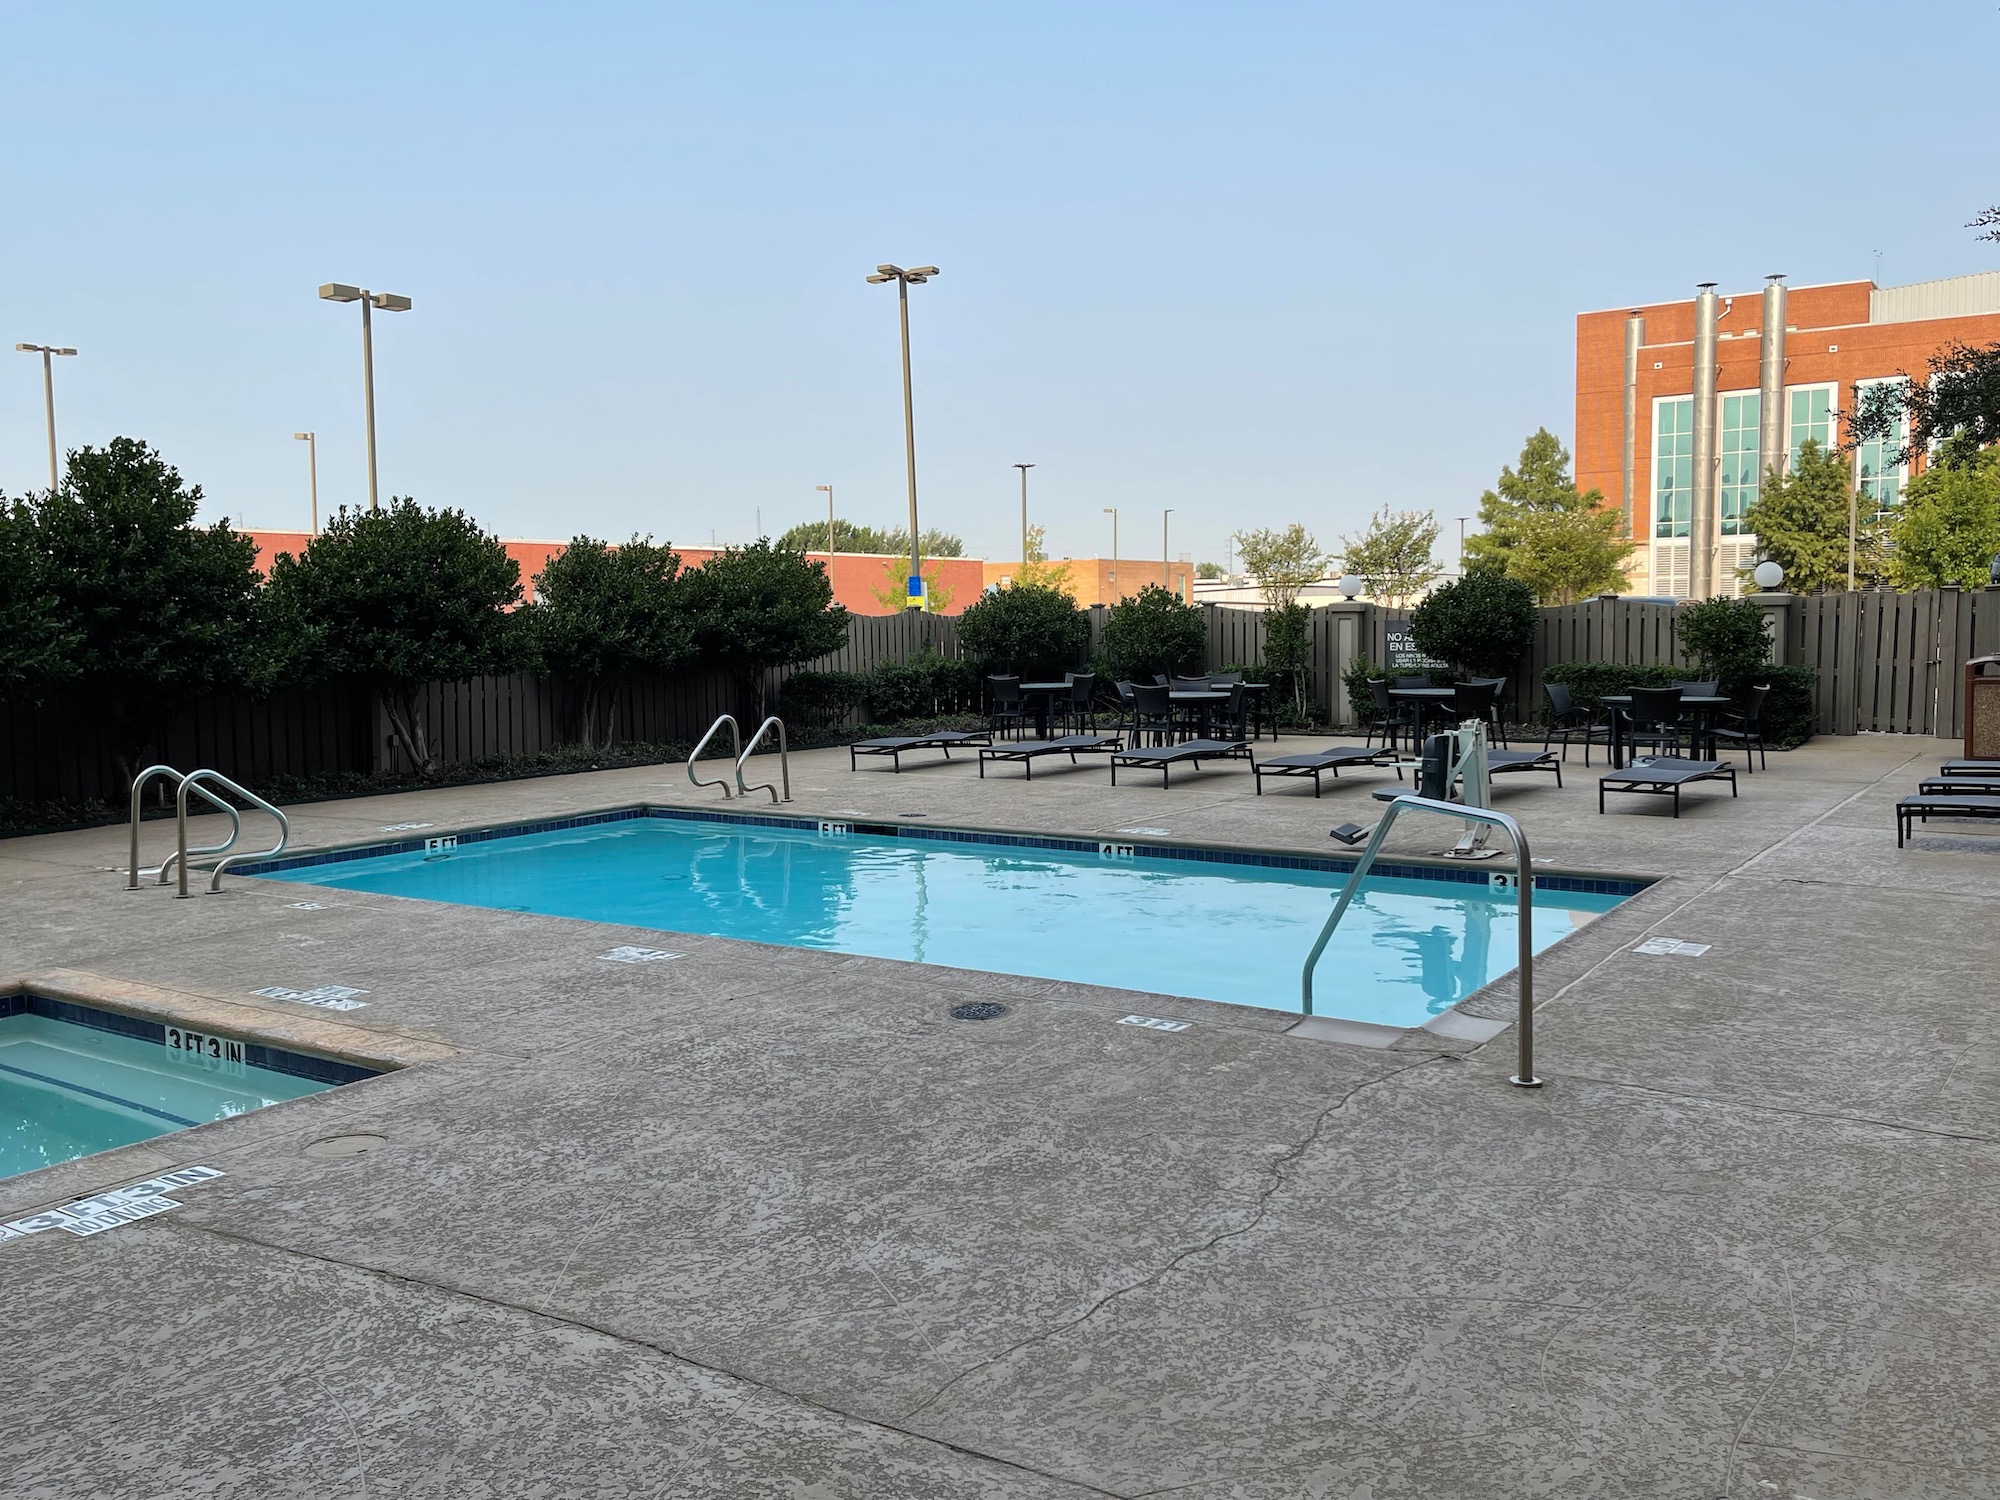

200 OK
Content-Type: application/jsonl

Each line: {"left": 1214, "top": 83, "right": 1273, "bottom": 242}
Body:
{"left": 1326, "top": 720, "right": 1508, "bottom": 861}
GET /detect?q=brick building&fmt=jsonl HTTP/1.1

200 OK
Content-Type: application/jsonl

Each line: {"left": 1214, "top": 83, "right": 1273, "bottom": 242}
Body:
{"left": 1575, "top": 270, "right": 2000, "bottom": 598}
{"left": 979, "top": 557, "right": 1194, "bottom": 607}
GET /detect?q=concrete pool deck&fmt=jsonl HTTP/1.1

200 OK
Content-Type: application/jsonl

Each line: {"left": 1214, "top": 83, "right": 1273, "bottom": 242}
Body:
{"left": 2, "top": 731, "right": 1996, "bottom": 1498}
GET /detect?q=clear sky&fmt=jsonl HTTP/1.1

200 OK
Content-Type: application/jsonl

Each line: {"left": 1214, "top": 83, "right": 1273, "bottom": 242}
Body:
{"left": 5, "top": 1, "right": 1997, "bottom": 568}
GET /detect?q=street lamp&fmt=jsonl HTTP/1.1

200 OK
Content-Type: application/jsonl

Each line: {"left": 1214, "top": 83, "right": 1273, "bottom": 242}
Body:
{"left": 1338, "top": 573, "right": 1366, "bottom": 599}
{"left": 1013, "top": 463, "right": 1035, "bottom": 570}
{"left": 865, "top": 263, "right": 939, "bottom": 609}
{"left": 14, "top": 343, "right": 77, "bottom": 491}
{"left": 293, "top": 432, "right": 319, "bottom": 534}
{"left": 317, "top": 283, "right": 412, "bottom": 512}
{"left": 1163, "top": 508, "right": 1174, "bottom": 598}
{"left": 1103, "top": 507, "right": 1119, "bottom": 601}
{"left": 816, "top": 484, "right": 835, "bottom": 555}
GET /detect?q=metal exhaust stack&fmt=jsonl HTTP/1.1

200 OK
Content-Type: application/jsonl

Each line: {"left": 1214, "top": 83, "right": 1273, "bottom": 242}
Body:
{"left": 1621, "top": 311, "right": 1645, "bottom": 541}
{"left": 1758, "top": 275, "right": 1788, "bottom": 495}
{"left": 1689, "top": 284, "right": 1720, "bottom": 600}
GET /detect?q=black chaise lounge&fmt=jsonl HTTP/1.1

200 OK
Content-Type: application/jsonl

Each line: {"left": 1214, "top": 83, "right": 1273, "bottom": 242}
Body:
{"left": 1897, "top": 793, "right": 2000, "bottom": 846}
{"left": 1940, "top": 760, "right": 2000, "bottom": 776}
{"left": 1110, "top": 739, "right": 1254, "bottom": 787}
{"left": 1252, "top": 745, "right": 1398, "bottom": 796}
{"left": 1485, "top": 748, "right": 1564, "bottom": 788}
{"left": 850, "top": 729, "right": 994, "bottom": 772}
{"left": 977, "top": 734, "right": 1123, "bottom": 780}
{"left": 1598, "top": 757, "right": 1737, "bottom": 816}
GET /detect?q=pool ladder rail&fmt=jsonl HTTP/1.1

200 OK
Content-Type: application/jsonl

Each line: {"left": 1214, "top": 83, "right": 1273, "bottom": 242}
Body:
{"left": 689, "top": 715, "right": 791, "bottom": 804}
{"left": 128, "top": 765, "right": 290, "bottom": 896}
{"left": 1301, "top": 793, "right": 1541, "bottom": 1089}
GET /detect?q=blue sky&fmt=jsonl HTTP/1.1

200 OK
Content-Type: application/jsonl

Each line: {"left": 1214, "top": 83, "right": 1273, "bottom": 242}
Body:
{"left": 5, "top": 1, "right": 1997, "bottom": 567}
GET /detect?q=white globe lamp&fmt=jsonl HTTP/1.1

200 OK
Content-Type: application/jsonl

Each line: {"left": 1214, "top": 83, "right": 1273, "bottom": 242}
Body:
{"left": 1752, "top": 560, "right": 1785, "bottom": 591}
{"left": 1337, "top": 573, "right": 1365, "bottom": 599}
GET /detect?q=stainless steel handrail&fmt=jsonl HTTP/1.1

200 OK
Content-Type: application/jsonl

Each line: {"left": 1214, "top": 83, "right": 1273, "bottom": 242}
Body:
{"left": 129, "top": 764, "right": 241, "bottom": 889}
{"left": 175, "top": 770, "right": 290, "bottom": 896}
{"left": 735, "top": 716, "right": 791, "bottom": 803}
{"left": 689, "top": 715, "right": 741, "bottom": 798}
{"left": 1302, "top": 793, "right": 1541, "bottom": 1088}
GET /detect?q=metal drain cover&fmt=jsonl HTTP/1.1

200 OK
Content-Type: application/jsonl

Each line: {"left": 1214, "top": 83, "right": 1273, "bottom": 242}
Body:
{"left": 304, "top": 1132, "right": 387, "bottom": 1159}
{"left": 948, "top": 1001, "right": 1010, "bottom": 1022}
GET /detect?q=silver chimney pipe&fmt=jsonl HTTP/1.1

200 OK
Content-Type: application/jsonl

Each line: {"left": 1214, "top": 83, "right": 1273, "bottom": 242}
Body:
{"left": 1757, "top": 274, "right": 1787, "bottom": 489}
{"left": 1689, "top": 284, "right": 1720, "bottom": 599}
{"left": 1621, "top": 312, "right": 1644, "bottom": 539}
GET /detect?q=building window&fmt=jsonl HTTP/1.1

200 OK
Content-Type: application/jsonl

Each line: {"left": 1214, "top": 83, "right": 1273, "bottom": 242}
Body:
{"left": 1719, "top": 392, "right": 1760, "bottom": 537}
{"left": 1787, "top": 385, "right": 1835, "bottom": 469}
{"left": 1854, "top": 376, "right": 1908, "bottom": 515}
{"left": 1653, "top": 396, "right": 1693, "bottom": 539}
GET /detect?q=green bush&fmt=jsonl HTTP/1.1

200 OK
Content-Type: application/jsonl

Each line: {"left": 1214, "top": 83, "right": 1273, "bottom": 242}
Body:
{"left": 778, "top": 669, "right": 868, "bottom": 729}
{"left": 1676, "top": 596, "right": 1769, "bottom": 682}
{"left": 1103, "top": 584, "right": 1207, "bottom": 681}
{"left": 1410, "top": 573, "right": 1538, "bottom": 677}
{"left": 954, "top": 583, "right": 1089, "bottom": 681}
{"left": 863, "top": 650, "right": 975, "bottom": 722}
{"left": 1542, "top": 660, "right": 1817, "bottom": 748}
{"left": 1341, "top": 655, "right": 1381, "bottom": 725}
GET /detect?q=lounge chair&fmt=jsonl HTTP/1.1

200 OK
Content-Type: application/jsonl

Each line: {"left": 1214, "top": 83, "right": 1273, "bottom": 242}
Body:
{"left": 1485, "top": 748, "right": 1563, "bottom": 788}
{"left": 977, "top": 734, "right": 1123, "bottom": 780}
{"left": 1897, "top": 793, "right": 2000, "bottom": 847}
{"left": 1918, "top": 776, "right": 2000, "bottom": 795}
{"left": 1110, "top": 739, "right": 1254, "bottom": 787}
{"left": 1940, "top": 760, "right": 2000, "bottom": 776}
{"left": 1253, "top": 745, "right": 1399, "bottom": 797}
{"left": 849, "top": 729, "right": 994, "bottom": 772}
{"left": 1598, "top": 757, "right": 1737, "bottom": 817}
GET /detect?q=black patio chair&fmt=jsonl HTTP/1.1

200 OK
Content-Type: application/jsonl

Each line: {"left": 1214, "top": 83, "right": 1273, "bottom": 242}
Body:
{"left": 1671, "top": 679, "right": 1721, "bottom": 698}
{"left": 1209, "top": 682, "right": 1250, "bottom": 742}
{"left": 1392, "top": 675, "right": 1432, "bottom": 690}
{"left": 1363, "top": 679, "right": 1415, "bottom": 753}
{"left": 1467, "top": 676, "right": 1510, "bottom": 747}
{"left": 987, "top": 675, "right": 1026, "bottom": 741}
{"left": 1060, "top": 672, "right": 1099, "bottom": 735}
{"left": 1625, "top": 686, "right": 1688, "bottom": 759}
{"left": 1709, "top": 683, "right": 1771, "bottom": 772}
{"left": 1543, "top": 682, "right": 1611, "bottom": 766}
{"left": 1130, "top": 683, "right": 1177, "bottom": 746}
{"left": 1450, "top": 681, "right": 1499, "bottom": 737}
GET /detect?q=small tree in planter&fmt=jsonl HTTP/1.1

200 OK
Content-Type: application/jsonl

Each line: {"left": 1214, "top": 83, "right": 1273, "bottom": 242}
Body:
{"left": 1103, "top": 584, "right": 1206, "bottom": 682}
{"left": 266, "top": 499, "right": 528, "bottom": 775}
{"left": 1408, "top": 572, "right": 1537, "bottom": 678}
{"left": 530, "top": 536, "right": 694, "bottom": 750}
{"left": 684, "top": 542, "right": 850, "bottom": 721}
{"left": 953, "top": 582, "right": 1088, "bottom": 682}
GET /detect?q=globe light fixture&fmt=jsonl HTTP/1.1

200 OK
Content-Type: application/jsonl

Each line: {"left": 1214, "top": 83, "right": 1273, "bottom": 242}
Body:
{"left": 1752, "top": 560, "right": 1785, "bottom": 591}
{"left": 1338, "top": 573, "right": 1365, "bottom": 599}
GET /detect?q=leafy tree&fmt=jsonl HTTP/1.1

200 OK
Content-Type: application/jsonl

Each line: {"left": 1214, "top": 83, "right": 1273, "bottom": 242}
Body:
{"left": 1232, "top": 524, "right": 1328, "bottom": 609}
{"left": 771, "top": 519, "right": 964, "bottom": 557}
{"left": 869, "top": 557, "right": 958, "bottom": 613}
{"left": 1847, "top": 331, "right": 2000, "bottom": 464}
{"left": 530, "top": 536, "right": 693, "bottom": 750}
{"left": 27, "top": 439, "right": 266, "bottom": 779}
{"left": 1886, "top": 436, "right": 2000, "bottom": 591}
{"left": 1194, "top": 560, "right": 1224, "bottom": 580}
{"left": 1338, "top": 506, "right": 1440, "bottom": 605}
{"left": 885, "top": 525, "right": 965, "bottom": 559}
{"left": 1465, "top": 428, "right": 1631, "bottom": 603}
{"left": 953, "top": 582, "right": 1088, "bottom": 680}
{"left": 684, "top": 541, "right": 850, "bottom": 718}
{"left": 1103, "top": 584, "right": 1206, "bottom": 681}
{"left": 266, "top": 499, "right": 527, "bottom": 774}
{"left": 1741, "top": 438, "right": 1872, "bottom": 594}
{"left": 1409, "top": 572, "right": 1537, "bottom": 677}
{"left": 1676, "top": 596, "right": 1769, "bottom": 683}
{"left": 0, "top": 496, "right": 77, "bottom": 702}
{"left": 1013, "top": 524, "right": 1076, "bottom": 594}
{"left": 1263, "top": 601, "right": 1312, "bottom": 717}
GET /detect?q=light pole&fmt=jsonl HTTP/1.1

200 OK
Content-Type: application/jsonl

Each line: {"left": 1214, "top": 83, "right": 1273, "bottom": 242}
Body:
{"left": 1014, "top": 463, "right": 1035, "bottom": 569}
{"left": 1457, "top": 516, "right": 1470, "bottom": 572}
{"left": 293, "top": 432, "right": 319, "bottom": 534}
{"left": 1103, "top": 507, "right": 1119, "bottom": 602}
{"left": 816, "top": 484, "right": 835, "bottom": 555}
{"left": 15, "top": 343, "right": 77, "bottom": 491}
{"left": 1163, "top": 508, "right": 1174, "bottom": 598}
{"left": 865, "top": 263, "right": 938, "bottom": 610}
{"left": 317, "top": 283, "right": 412, "bottom": 512}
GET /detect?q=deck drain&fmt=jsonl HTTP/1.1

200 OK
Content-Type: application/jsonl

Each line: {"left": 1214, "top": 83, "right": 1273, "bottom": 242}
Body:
{"left": 948, "top": 1001, "right": 1010, "bottom": 1022}
{"left": 304, "top": 1132, "right": 387, "bottom": 1159}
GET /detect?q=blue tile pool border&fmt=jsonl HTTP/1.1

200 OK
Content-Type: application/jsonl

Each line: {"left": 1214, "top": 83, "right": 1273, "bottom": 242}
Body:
{"left": 237, "top": 803, "right": 1652, "bottom": 899}
{"left": 0, "top": 993, "right": 383, "bottom": 1087}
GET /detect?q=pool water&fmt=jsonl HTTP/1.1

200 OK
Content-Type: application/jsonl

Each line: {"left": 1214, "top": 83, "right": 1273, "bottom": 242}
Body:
{"left": 1, "top": 1013, "right": 333, "bottom": 1181}
{"left": 260, "top": 817, "right": 1630, "bottom": 1026}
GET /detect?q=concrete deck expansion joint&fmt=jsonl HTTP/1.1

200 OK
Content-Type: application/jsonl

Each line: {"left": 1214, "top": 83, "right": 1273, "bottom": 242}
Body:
{"left": 4, "top": 733, "right": 1997, "bottom": 1496}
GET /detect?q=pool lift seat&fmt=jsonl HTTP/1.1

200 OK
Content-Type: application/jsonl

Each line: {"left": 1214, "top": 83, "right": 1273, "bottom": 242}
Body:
{"left": 1327, "top": 720, "right": 1501, "bottom": 859}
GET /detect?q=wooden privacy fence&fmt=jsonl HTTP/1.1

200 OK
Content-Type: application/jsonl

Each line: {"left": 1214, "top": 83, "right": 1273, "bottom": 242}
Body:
{"left": 9, "top": 590, "right": 1999, "bottom": 812}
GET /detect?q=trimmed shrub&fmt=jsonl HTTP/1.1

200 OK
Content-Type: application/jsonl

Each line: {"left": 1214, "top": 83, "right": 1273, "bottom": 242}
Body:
{"left": 1542, "top": 660, "right": 1817, "bottom": 748}
{"left": 778, "top": 669, "right": 868, "bottom": 730}
{"left": 1103, "top": 585, "right": 1207, "bottom": 682}
{"left": 954, "top": 583, "right": 1089, "bottom": 681}
{"left": 1409, "top": 573, "right": 1538, "bottom": 677}
{"left": 863, "top": 650, "right": 975, "bottom": 722}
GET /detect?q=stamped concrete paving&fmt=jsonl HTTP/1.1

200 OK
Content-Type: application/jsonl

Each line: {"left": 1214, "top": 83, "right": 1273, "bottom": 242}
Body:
{"left": 2, "top": 732, "right": 1996, "bottom": 1498}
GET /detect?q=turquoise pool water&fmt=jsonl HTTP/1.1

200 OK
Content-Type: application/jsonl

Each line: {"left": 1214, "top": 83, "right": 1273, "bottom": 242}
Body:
{"left": 260, "top": 816, "right": 1630, "bottom": 1026}
{"left": 1, "top": 1013, "right": 333, "bottom": 1181}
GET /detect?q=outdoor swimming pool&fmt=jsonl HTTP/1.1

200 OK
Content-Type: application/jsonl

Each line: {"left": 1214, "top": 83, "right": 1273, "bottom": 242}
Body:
{"left": 255, "top": 811, "right": 1637, "bottom": 1027}
{"left": 0, "top": 999, "right": 370, "bottom": 1181}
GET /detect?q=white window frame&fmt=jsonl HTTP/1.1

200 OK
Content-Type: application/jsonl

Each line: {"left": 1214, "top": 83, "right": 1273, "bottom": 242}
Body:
{"left": 1785, "top": 382, "right": 1837, "bottom": 470}
{"left": 1717, "top": 389, "right": 1761, "bottom": 538}
{"left": 1852, "top": 375, "right": 1909, "bottom": 516}
{"left": 1651, "top": 394, "right": 1694, "bottom": 540}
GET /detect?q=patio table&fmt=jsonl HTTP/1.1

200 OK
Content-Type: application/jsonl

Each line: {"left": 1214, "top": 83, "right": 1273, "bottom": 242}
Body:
{"left": 1018, "top": 682, "right": 1073, "bottom": 739}
{"left": 1169, "top": 689, "right": 1230, "bottom": 741}
{"left": 1602, "top": 694, "right": 1730, "bottom": 769}
{"left": 1388, "top": 686, "right": 1457, "bottom": 741}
